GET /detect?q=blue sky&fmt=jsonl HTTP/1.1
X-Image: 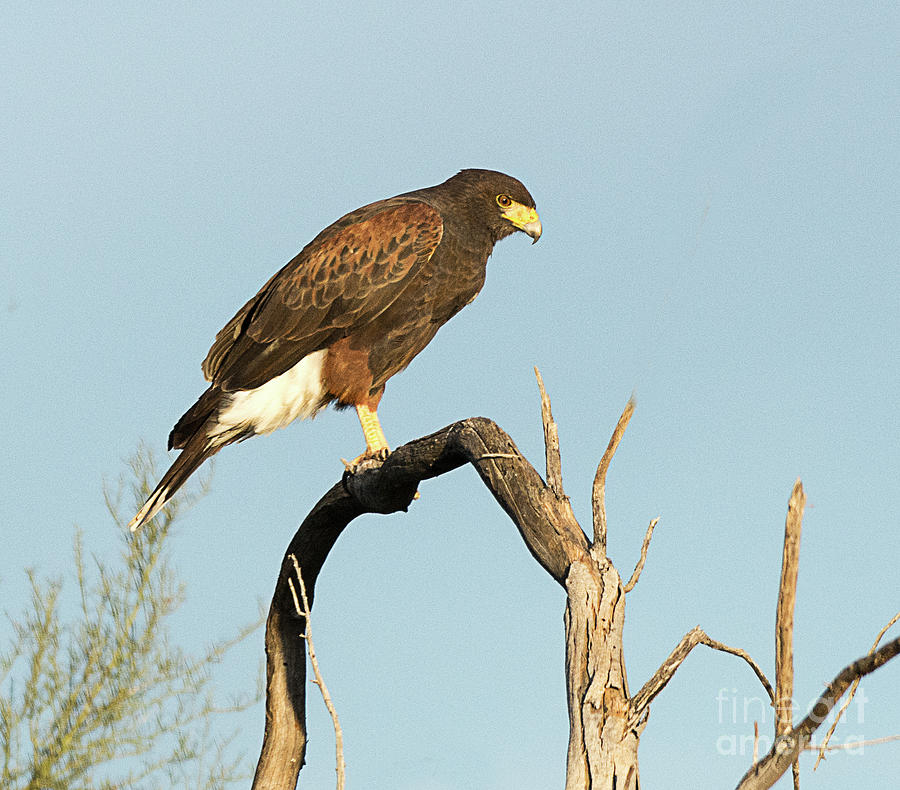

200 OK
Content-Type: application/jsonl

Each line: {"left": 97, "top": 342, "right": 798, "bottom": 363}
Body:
{"left": 2, "top": 2, "right": 898, "bottom": 787}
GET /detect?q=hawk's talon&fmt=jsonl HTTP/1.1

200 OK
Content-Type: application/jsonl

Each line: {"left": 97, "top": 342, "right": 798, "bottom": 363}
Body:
{"left": 342, "top": 447, "right": 391, "bottom": 475}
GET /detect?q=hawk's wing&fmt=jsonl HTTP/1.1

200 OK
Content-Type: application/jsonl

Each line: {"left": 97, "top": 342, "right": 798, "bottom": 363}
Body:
{"left": 203, "top": 201, "right": 443, "bottom": 392}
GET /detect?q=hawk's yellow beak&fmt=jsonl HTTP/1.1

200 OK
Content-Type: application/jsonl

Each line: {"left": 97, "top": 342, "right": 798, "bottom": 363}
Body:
{"left": 503, "top": 202, "right": 542, "bottom": 243}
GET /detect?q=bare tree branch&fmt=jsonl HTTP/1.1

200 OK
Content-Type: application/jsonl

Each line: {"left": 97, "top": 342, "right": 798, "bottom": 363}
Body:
{"left": 775, "top": 479, "right": 805, "bottom": 790}
{"left": 735, "top": 635, "right": 900, "bottom": 790}
{"left": 628, "top": 627, "right": 774, "bottom": 727}
{"left": 591, "top": 397, "right": 635, "bottom": 555}
{"left": 814, "top": 609, "right": 900, "bottom": 770}
{"left": 623, "top": 517, "right": 660, "bottom": 593}
{"left": 534, "top": 367, "right": 565, "bottom": 498}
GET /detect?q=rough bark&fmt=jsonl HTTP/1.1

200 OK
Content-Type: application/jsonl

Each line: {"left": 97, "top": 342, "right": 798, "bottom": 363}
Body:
{"left": 564, "top": 559, "right": 640, "bottom": 790}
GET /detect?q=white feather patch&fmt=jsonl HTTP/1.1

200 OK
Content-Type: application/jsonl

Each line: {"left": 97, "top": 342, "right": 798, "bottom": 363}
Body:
{"left": 212, "top": 350, "right": 328, "bottom": 438}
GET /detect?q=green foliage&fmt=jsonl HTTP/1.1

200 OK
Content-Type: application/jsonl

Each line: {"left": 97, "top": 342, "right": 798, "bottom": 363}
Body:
{"left": 0, "top": 447, "right": 260, "bottom": 790}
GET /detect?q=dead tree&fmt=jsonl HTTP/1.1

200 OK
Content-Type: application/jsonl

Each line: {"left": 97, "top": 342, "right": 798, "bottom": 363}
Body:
{"left": 251, "top": 376, "right": 900, "bottom": 789}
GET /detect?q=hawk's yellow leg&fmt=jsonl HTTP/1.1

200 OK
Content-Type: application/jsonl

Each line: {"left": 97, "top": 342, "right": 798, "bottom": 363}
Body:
{"left": 344, "top": 403, "right": 390, "bottom": 469}
{"left": 348, "top": 403, "right": 419, "bottom": 500}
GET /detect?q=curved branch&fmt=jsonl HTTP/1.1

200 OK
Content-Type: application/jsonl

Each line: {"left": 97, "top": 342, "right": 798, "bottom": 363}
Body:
{"left": 251, "top": 417, "right": 589, "bottom": 790}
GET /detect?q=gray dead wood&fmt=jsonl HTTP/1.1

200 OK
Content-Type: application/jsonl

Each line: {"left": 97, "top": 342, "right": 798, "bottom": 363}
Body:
{"left": 251, "top": 402, "right": 900, "bottom": 790}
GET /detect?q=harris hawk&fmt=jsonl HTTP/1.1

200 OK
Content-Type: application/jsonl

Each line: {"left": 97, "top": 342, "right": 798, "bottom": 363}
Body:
{"left": 129, "top": 169, "right": 541, "bottom": 531}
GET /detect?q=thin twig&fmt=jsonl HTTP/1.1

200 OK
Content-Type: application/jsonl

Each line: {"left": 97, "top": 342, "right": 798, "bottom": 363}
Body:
{"left": 288, "top": 554, "right": 346, "bottom": 790}
{"left": 814, "top": 609, "right": 900, "bottom": 770}
{"left": 697, "top": 633, "right": 775, "bottom": 705}
{"left": 808, "top": 734, "right": 900, "bottom": 752}
{"left": 753, "top": 721, "right": 760, "bottom": 765}
{"left": 623, "top": 517, "right": 660, "bottom": 593}
{"left": 591, "top": 397, "right": 635, "bottom": 554}
{"left": 775, "top": 480, "right": 804, "bottom": 790}
{"left": 534, "top": 367, "right": 565, "bottom": 498}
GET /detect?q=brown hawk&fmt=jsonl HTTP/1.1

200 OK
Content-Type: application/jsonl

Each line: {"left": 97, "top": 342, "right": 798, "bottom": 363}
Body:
{"left": 129, "top": 169, "right": 541, "bottom": 530}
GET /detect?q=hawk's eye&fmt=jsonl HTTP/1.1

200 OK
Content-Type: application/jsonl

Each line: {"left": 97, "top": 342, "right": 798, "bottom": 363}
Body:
{"left": 496, "top": 194, "right": 512, "bottom": 208}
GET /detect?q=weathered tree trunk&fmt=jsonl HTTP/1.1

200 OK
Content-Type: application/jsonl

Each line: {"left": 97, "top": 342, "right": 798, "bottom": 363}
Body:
{"left": 564, "top": 558, "right": 641, "bottom": 790}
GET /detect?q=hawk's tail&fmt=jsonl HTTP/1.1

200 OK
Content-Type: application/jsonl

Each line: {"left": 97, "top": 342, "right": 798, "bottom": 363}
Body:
{"left": 128, "top": 429, "right": 220, "bottom": 532}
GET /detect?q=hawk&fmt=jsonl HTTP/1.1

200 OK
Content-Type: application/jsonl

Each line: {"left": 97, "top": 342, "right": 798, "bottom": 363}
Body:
{"left": 129, "top": 169, "right": 541, "bottom": 531}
